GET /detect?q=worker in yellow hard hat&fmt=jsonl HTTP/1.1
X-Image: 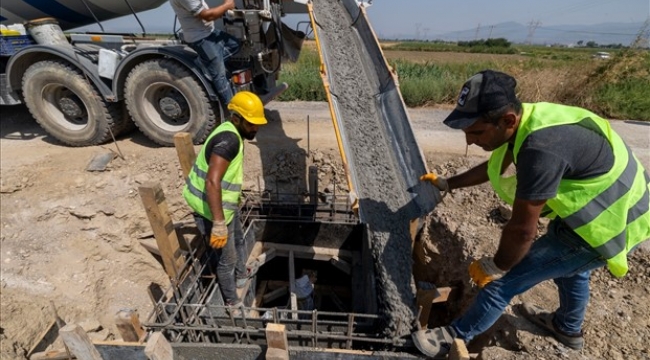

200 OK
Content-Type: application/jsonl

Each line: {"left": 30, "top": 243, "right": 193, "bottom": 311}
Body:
{"left": 183, "top": 91, "right": 267, "bottom": 312}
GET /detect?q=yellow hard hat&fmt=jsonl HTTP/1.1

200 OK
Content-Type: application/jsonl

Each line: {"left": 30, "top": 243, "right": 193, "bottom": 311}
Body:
{"left": 227, "top": 91, "right": 267, "bottom": 125}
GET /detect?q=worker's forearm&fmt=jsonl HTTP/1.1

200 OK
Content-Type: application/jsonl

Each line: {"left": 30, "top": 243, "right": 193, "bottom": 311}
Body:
{"left": 447, "top": 161, "right": 489, "bottom": 190}
{"left": 202, "top": 2, "right": 234, "bottom": 21}
{"left": 493, "top": 222, "right": 537, "bottom": 271}
{"left": 206, "top": 180, "right": 225, "bottom": 222}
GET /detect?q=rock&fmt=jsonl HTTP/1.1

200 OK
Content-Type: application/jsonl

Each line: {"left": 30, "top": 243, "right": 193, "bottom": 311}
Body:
{"left": 498, "top": 204, "right": 513, "bottom": 220}
{"left": 79, "top": 318, "right": 103, "bottom": 333}
{"left": 99, "top": 207, "right": 116, "bottom": 216}
{"left": 69, "top": 208, "right": 96, "bottom": 219}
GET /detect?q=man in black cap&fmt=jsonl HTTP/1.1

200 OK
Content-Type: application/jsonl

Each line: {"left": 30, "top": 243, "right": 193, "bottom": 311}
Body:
{"left": 411, "top": 70, "right": 649, "bottom": 358}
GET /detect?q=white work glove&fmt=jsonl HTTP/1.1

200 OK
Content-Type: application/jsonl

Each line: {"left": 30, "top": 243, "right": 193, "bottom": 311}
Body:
{"left": 210, "top": 220, "right": 228, "bottom": 249}
{"left": 420, "top": 173, "right": 449, "bottom": 192}
{"left": 468, "top": 257, "right": 507, "bottom": 288}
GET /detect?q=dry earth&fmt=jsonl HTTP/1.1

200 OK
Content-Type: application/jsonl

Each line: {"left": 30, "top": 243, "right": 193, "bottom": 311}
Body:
{"left": 1, "top": 101, "right": 649, "bottom": 359}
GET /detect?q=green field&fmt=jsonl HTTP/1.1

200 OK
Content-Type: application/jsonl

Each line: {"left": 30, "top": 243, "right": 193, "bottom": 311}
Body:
{"left": 278, "top": 42, "right": 650, "bottom": 121}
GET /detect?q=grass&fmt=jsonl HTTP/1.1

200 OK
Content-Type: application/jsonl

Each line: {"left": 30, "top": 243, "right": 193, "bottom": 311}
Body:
{"left": 278, "top": 43, "right": 650, "bottom": 121}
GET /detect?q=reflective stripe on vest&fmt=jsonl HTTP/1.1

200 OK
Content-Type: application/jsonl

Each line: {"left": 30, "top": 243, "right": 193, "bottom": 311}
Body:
{"left": 182, "top": 121, "right": 244, "bottom": 224}
{"left": 487, "top": 102, "right": 650, "bottom": 277}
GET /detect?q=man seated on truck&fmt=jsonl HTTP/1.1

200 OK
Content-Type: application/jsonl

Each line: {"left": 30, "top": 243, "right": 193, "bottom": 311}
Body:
{"left": 171, "top": 0, "right": 241, "bottom": 106}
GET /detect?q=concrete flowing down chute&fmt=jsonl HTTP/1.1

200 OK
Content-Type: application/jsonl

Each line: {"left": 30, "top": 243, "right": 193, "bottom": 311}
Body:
{"left": 307, "top": 0, "right": 441, "bottom": 335}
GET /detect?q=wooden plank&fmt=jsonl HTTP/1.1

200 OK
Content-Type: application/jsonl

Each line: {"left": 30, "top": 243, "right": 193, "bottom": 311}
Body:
{"left": 114, "top": 309, "right": 146, "bottom": 343}
{"left": 432, "top": 286, "right": 454, "bottom": 304}
{"left": 409, "top": 218, "right": 420, "bottom": 249}
{"left": 255, "top": 248, "right": 276, "bottom": 266}
{"left": 253, "top": 280, "right": 269, "bottom": 307}
{"left": 264, "top": 243, "right": 354, "bottom": 261}
{"left": 173, "top": 132, "right": 196, "bottom": 179}
{"left": 449, "top": 338, "right": 470, "bottom": 360}
{"left": 30, "top": 349, "right": 75, "bottom": 360}
{"left": 329, "top": 256, "right": 351, "bottom": 275}
{"left": 246, "top": 248, "right": 276, "bottom": 278}
{"left": 139, "top": 238, "right": 161, "bottom": 256}
{"left": 59, "top": 324, "right": 102, "bottom": 360}
{"left": 138, "top": 182, "right": 185, "bottom": 279}
{"left": 144, "top": 332, "right": 173, "bottom": 360}
{"left": 266, "top": 347, "right": 289, "bottom": 360}
{"left": 27, "top": 320, "right": 59, "bottom": 357}
{"left": 263, "top": 286, "right": 288, "bottom": 304}
{"left": 248, "top": 241, "right": 265, "bottom": 261}
{"left": 416, "top": 288, "right": 438, "bottom": 328}
{"left": 265, "top": 323, "right": 288, "bottom": 350}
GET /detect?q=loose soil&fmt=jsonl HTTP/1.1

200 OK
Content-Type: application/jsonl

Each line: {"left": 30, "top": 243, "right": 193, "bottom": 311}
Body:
{"left": 1, "top": 102, "right": 649, "bottom": 359}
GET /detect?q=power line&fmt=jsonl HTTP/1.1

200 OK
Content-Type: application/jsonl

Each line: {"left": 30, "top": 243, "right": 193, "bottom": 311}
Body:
{"left": 525, "top": 20, "right": 541, "bottom": 44}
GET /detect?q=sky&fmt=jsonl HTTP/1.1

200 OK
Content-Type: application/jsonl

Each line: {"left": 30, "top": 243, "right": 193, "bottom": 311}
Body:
{"left": 73, "top": 0, "right": 650, "bottom": 39}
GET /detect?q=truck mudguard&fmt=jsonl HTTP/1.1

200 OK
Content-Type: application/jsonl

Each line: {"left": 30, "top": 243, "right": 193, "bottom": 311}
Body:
{"left": 6, "top": 44, "right": 113, "bottom": 100}
{"left": 112, "top": 45, "right": 217, "bottom": 102}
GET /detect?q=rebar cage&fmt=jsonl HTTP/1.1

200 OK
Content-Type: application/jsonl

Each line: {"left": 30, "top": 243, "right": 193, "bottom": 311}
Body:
{"left": 143, "top": 190, "right": 417, "bottom": 353}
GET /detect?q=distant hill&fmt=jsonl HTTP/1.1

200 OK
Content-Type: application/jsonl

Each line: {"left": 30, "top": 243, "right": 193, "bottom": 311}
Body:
{"left": 395, "top": 21, "right": 649, "bottom": 47}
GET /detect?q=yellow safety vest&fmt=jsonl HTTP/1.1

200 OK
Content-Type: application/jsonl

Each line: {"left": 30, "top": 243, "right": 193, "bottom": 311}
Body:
{"left": 487, "top": 102, "right": 650, "bottom": 277}
{"left": 183, "top": 121, "right": 243, "bottom": 225}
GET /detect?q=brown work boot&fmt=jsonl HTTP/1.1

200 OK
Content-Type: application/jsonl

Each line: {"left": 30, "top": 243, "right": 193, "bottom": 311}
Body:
{"left": 519, "top": 303, "right": 584, "bottom": 350}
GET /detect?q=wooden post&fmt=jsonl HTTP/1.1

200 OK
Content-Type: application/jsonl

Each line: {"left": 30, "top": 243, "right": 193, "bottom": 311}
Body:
{"left": 173, "top": 132, "right": 196, "bottom": 179}
{"left": 144, "top": 332, "right": 173, "bottom": 360}
{"left": 138, "top": 182, "right": 185, "bottom": 279}
{"left": 59, "top": 324, "right": 103, "bottom": 360}
{"left": 115, "top": 309, "right": 146, "bottom": 343}
{"left": 265, "top": 323, "right": 289, "bottom": 360}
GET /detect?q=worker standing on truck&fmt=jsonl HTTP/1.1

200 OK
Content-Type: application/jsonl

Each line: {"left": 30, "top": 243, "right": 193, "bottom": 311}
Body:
{"left": 170, "top": 0, "right": 241, "bottom": 106}
{"left": 183, "top": 91, "right": 267, "bottom": 310}
{"left": 412, "top": 69, "right": 650, "bottom": 358}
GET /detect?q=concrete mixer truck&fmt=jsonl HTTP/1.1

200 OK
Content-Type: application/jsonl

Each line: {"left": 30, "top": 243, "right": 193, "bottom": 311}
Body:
{"left": 0, "top": 0, "right": 306, "bottom": 146}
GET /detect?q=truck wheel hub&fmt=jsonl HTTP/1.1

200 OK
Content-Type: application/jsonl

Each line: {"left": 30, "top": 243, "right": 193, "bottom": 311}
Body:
{"left": 159, "top": 94, "right": 187, "bottom": 120}
{"left": 58, "top": 97, "right": 85, "bottom": 118}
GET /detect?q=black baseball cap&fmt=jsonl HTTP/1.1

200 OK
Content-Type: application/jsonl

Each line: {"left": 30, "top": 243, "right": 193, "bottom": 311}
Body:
{"left": 443, "top": 70, "right": 518, "bottom": 129}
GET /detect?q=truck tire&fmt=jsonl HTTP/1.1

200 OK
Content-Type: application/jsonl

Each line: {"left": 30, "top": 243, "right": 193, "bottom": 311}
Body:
{"left": 124, "top": 59, "right": 220, "bottom": 147}
{"left": 111, "top": 102, "right": 137, "bottom": 136}
{"left": 21, "top": 60, "right": 121, "bottom": 147}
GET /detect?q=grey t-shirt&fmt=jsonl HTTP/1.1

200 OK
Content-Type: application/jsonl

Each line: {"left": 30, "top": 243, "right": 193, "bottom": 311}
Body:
{"left": 515, "top": 123, "right": 615, "bottom": 200}
{"left": 170, "top": 0, "right": 214, "bottom": 43}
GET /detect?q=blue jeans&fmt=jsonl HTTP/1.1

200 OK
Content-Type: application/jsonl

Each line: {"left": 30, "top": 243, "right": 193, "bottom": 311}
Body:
{"left": 451, "top": 219, "right": 606, "bottom": 340}
{"left": 188, "top": 29, "right": 241, "bottom": 106}
{"left": 194, "top": 212, "right": 247, "bottom": 304}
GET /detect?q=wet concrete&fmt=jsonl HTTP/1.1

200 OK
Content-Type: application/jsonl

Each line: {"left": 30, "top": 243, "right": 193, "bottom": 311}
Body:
{"left": 311, "top": 0, "right": 437, "bottom": 336}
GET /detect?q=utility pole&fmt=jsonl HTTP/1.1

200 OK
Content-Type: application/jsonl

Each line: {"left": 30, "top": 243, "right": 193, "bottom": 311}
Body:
{"left": 415, "top": 23, "right": 421, "bottom": 40}
{"left": 423, "top": 27, "right": 430, "bottom": 40}
{"left": 488, "top": 25, "right": 494, "bottom": 39}
{"left": 525, "top": 20, "right": 541, "bottom": 44}
{"left": 474, "top": 23, "right": 481, "bottom": 40}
